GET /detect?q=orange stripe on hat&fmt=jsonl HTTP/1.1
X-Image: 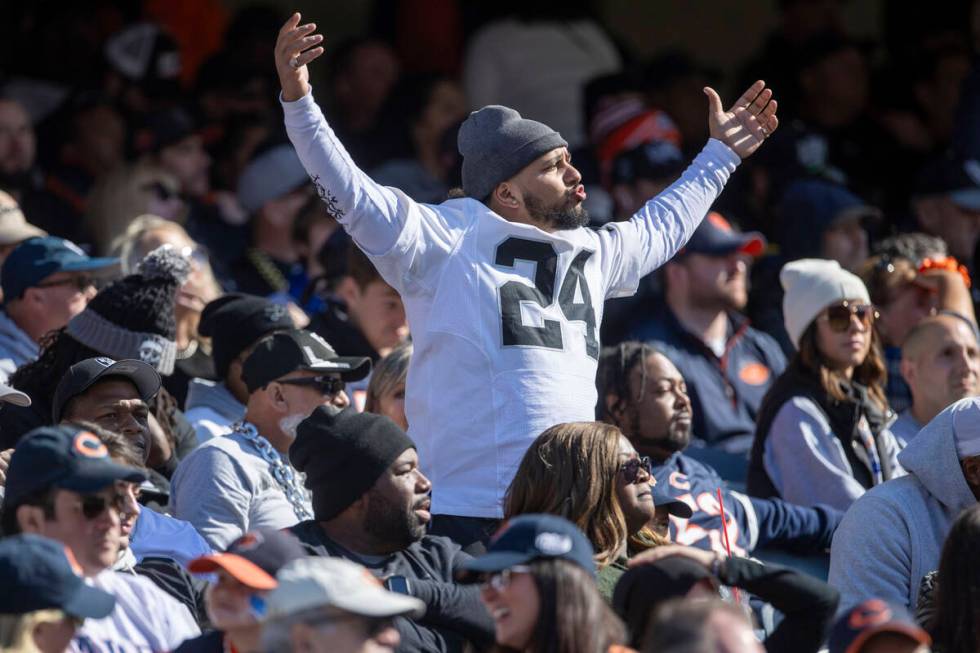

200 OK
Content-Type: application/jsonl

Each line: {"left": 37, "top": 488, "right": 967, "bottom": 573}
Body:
{"left": 188, "top": 553, "right": 277, "bottom": 591}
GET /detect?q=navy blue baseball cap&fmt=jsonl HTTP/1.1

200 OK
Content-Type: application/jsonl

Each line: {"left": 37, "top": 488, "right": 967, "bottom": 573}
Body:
{"left": 0, "top": 534, "right": 115, "bottom": 617}
{"left": 829, "top": 599, "right": 930, "bottom": 653}
{"left": 652, "top": 486, "right": 693, "bottom": 518}
{"left": 4, "top": 424, "right": 147, "bottom": 509}
{"left": 457, "top": 514, "right": 595, "bottom": 582}
{"left": 189, "top": 529, "right": 307, "bottom": 591}
{"left": 678, "top": 212, "right": 766, "bottom": 258}
{"left": 915, "top": 154, "right": 980, "bottom": 210}
{"left": 1, "top": 236, "right": 117, "bottom": 302}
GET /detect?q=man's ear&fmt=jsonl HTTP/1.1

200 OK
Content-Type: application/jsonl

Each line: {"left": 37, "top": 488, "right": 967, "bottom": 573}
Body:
{"left": 492, "top": 182, "right": 522, "bottom": 211}
{"left": 900, "top": 357, "right": 916, "bottom": 388}
{"left": 267, "top": 382, "right": 290, "bottom": 414}
{"left": 605, "top": 392, "right": 626, "bottom": 425}
{"left": 336, "top": 276, "right": 360, "bottom": 307}
{"left": 16, "top": 504, "right": 46, "bottom": 535}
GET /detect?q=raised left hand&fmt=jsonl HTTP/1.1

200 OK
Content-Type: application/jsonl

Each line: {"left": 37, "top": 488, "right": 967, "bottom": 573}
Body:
{"left": 704, "top": 80, "right": 778, "bottom": 159}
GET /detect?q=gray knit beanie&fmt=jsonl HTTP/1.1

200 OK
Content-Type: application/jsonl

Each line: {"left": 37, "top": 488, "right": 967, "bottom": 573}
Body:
{"left": 458, "top": 105, "right": 567, "bottom": 201}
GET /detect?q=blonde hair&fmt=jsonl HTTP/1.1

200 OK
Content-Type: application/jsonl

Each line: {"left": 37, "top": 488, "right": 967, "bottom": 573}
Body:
{"left": 364, "top": 341, "right": 412, "bottom": 413}
{"left": 85, "top": 162, "right": 184, "bottom": 255}
{"left": 505, "top": 422, "right": 667, "bottom": 568}
{"left": 0, "top": 609, "right": 68, "bottom": 652}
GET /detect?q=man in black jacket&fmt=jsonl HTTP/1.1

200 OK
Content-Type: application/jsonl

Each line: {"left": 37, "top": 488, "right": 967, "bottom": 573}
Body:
{"left": 288, "top": 406, "right": 494, "bottom": 653}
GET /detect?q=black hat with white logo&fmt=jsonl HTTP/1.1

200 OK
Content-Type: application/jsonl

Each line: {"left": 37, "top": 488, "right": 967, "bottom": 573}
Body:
{"left": 51, "top": 357, "right": 161, "bottom": 423}
{"left": 241, "top": 329, "right": 371, "bottom": 393}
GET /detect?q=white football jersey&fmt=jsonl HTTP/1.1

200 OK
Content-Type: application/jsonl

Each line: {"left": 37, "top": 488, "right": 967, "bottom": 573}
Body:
{"left": 285, "top": 92, "right": 739, "bottom": 517}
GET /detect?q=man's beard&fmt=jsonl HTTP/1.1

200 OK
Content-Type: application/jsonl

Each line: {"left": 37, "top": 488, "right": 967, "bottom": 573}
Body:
{"left": 363, "top": 489, "right": 428, "bottom": 549}
{"left": 627, "top": 408, "right": 691, "bottom": 455}
{"left": 279, "top": 413, "right": 307, "bottom": 440}
{"left": 524, "top": 190, "right": 589, "bottom": 230}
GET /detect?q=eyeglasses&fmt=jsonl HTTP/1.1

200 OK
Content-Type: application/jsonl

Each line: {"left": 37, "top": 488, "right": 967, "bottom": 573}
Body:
{"left": 34, "top": 275, "right": 95, "bottom": 293}
{"left": 308, "top": 612, "right": 395, "bottom": 638}
{"left": 277, "top": 375, "right": 345, "bottom": 396}
{"left": 480, "top": 565, "right": 532, "bottom": 592}
{"left": 619, "top": 456, "right": 653, "bottom": 485}
{"left": 79, "top": 491, "right": 128, "bottom": 520}
{"left": 821, "top": 302, "right": 879, "bottom": 333}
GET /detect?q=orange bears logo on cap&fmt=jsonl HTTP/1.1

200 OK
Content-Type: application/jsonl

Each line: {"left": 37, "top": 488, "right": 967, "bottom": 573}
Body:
{"left": 738, "top": 363, "right": 771, "bottom": 386}
{"left": 848, "top": 599, "right": 892, "bottom": 629}
{"left": 73, "top": 432, "right": 108, "bottom": 459}
{"left": 707, "top": 211, "right": 733, "bottom": 232}
{"left": 62, "top": 545, "right": 84, "bottom": 576}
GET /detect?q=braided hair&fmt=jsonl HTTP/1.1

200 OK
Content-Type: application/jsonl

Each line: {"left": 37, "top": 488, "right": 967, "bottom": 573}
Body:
{"left": 595, "top": 341, "right": 661, "bottom": 423}
{"left": 10, "top": 328, "right": 180, "bottom": 451}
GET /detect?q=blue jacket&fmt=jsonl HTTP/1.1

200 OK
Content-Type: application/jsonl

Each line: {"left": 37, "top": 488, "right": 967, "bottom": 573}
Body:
{"left": 633, "top": 307, "right": 786, "bottom": 454}
{"left": 653, "top": 452, "right": 841, "bottom": 557}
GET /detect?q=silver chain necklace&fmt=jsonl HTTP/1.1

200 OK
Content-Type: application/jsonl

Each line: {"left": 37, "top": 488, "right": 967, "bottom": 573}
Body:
{"left": 232, "top": 421, "right": 313, "bottom": 522}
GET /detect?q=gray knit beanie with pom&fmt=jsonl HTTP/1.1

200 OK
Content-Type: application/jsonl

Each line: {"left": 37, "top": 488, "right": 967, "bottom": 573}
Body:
{"left": 66, "top": 246, "right": 191, "bottom": 375}
{"left": 458, "top": 105, "right": 567, "bottom": 201}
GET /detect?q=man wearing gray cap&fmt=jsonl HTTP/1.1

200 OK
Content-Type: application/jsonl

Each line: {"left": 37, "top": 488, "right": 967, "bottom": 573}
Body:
{"left": 275, "top": 13, "right": 779, "bottom": 547}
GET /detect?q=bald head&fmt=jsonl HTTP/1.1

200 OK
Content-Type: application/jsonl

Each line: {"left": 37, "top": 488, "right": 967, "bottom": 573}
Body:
{"left": 901, "top": 315, "right": 980, "bottom": 425}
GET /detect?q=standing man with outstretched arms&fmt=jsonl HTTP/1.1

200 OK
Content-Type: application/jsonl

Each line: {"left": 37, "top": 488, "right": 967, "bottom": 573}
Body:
{"left": 275, "top": 12, "right": 779, "bottom": 549}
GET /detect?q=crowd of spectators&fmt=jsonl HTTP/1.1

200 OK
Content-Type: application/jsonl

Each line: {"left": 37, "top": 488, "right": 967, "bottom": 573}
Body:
{"left": 0, "top": 0, "right": 978, "bottom": 652}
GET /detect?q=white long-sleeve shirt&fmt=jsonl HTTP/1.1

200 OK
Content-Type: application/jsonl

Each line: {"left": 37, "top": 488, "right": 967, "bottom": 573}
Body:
{"left": 283, "top": 91, "right": 739, "bottom": 518}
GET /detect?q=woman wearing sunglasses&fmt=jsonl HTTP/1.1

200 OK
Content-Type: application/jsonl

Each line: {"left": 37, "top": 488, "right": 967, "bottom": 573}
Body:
{"left": 457, "top": 513, "right": 634, "bottom": 653}
{"left": 504, "top": 422, "right": 691, "bottom": 600}
{"left": 748, "top": 259, "right": 903, "bottom": 511}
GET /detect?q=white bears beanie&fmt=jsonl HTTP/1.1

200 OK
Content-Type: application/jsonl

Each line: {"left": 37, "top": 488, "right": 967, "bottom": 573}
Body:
{"left": 781, "top": 258, "right": 871, "bottom": 350}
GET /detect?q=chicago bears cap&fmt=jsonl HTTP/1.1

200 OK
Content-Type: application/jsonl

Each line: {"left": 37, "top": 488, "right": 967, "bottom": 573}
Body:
{"left": 4, "top": 424, "right": 147, "bottom": 509}
{"left": 189, "top": 529, "right": 307, "bottom": 591}
{"left": 829, "top": 599, "right": 931, "bottom": 653}
{"left": 0, "top": 534, "right": 115, "bottom": 617}
{"left": 457, "top": 513, "right": 595, "bottom": 581}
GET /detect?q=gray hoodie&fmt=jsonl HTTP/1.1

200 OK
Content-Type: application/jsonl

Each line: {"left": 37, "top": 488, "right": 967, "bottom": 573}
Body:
{"left": 0, "top": 310, "right": 38, "bottom": 383}
{"left": 828, "top": 397, "right": 979, "bottom": 612}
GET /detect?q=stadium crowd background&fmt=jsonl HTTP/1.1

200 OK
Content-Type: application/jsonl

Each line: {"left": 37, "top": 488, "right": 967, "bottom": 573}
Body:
{"left": 0, "top": 0, "right": 978, "bottom": 652}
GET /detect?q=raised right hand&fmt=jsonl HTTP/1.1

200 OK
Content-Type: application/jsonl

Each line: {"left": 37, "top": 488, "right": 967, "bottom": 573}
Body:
{"left": 276, "top": 12, "right": 325, "bottom": 102}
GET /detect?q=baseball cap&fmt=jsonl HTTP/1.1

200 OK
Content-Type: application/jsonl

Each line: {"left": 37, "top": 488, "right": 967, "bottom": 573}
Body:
{"left": 265, "top": 557, "right": 425, "bottom": 621}
{"left": 5, "top": 424, "right": 147, "bottom": 509}
{"left": 51, "top": 357, "right": 161, "bottom": 423}
{"left": 188, "top": 529, "right": 307, "bottom": 591}
{"left": 0, "top": 534, "right": 115, "bottom": 618}
{"left": 678, "top": 212, "right": 766, "bottom": 258}
{"left": 133, "top": 107, "right": 197, "bottom": 155}
{"left": 0, "top": 191, "right": 46, "bottom": 246}
{"left": 237, "top": 144, "right": 309, "bottom": 214}
{"left": 1, "top": 236, "right": 118, "bottom": 302}
{"left": 198, "top": 294, "right": 296, "bottom": 379}
{"left": 652, "top": 486, "right": 693, "bottom": 518}
{"left": 915, "top": 153, "right": 980, "bottom": 211}
{"left": 611, "top": 141, "right": 686, "bottom": 186}
{"left": 457, "top": 514, "right": 596, "bottom": 582}
{"left": 241, "top": 329, "right": 371, "bottom": 393}
{"left": 829, "top": 599, "right": 931, "bottom": 653}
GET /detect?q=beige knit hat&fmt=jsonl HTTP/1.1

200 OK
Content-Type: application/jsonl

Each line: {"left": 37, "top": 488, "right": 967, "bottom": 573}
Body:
{"left": 0, "top": 191, "right": 46, "bottom": 245}
{"left": 781, "top": 258, "right": 870, "bottom": 350}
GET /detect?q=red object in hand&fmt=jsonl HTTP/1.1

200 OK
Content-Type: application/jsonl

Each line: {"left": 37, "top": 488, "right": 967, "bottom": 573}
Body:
{"left": 919, "top": 256, "right": 971, "bottom": 289}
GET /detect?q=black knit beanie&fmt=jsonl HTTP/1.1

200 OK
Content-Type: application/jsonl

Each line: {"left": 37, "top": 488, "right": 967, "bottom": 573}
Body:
{"left": 66, "top": 246, "right": 190, "bottom": 375}
{"left": 198, "top": 293, "right": 294, "bottom": 379}
{"left": 290, "top": 406, "right": 415, "bottom": 521}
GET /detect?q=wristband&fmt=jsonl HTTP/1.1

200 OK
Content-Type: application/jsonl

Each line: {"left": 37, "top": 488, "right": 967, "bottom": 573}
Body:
{"left": 919, "top": 256, "right": 971, "bottom": 289}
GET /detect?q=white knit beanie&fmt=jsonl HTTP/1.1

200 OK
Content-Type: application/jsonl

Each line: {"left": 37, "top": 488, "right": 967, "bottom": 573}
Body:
{"left": 781, "top": 258, "right": 871, "bottom": 350}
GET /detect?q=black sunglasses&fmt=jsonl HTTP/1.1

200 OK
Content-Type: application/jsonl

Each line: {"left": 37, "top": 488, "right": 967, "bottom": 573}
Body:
{"left": 80, "top": 491, "right": 128, "bottom": 520}
{"left": 277, "top": 375, "right": 345, "bottom": 396}
{"left": 35, "top": 275, "right": 95, "bottom": 293}
{"left": 823, "top": 302, "right": 878, "bottom": 333}
{"left": 619, "top": 456, "right": 653, "bottom": 484}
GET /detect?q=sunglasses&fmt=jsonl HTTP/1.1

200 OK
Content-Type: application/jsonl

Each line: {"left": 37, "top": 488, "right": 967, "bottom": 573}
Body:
{"left": 79, "top": 491, "right": 128, "bottom": 520}
{"left": 480, "top": 564, "right": 532, "bottom": 592}
{"left": 35, "top": 275, "right": 95, "bottom": 293}
{"left": 308, "top": 612, "right": 395, "bottom": 638}
{"left": 822, "top": 302, "right": 878, "bottom": 333}
{"left": 619, "top": 456, "right": 653, "bottom": 484}
{"left": 277, "top": 375, "right": 345, "bottom": 396}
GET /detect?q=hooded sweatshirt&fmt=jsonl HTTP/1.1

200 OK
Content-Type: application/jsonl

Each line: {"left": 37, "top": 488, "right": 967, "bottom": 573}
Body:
{"left": 828, "top": 398, "right": 979, "bottom": 612}
{"left": 0, "top": 309, "right": 38, "bottom": 383}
